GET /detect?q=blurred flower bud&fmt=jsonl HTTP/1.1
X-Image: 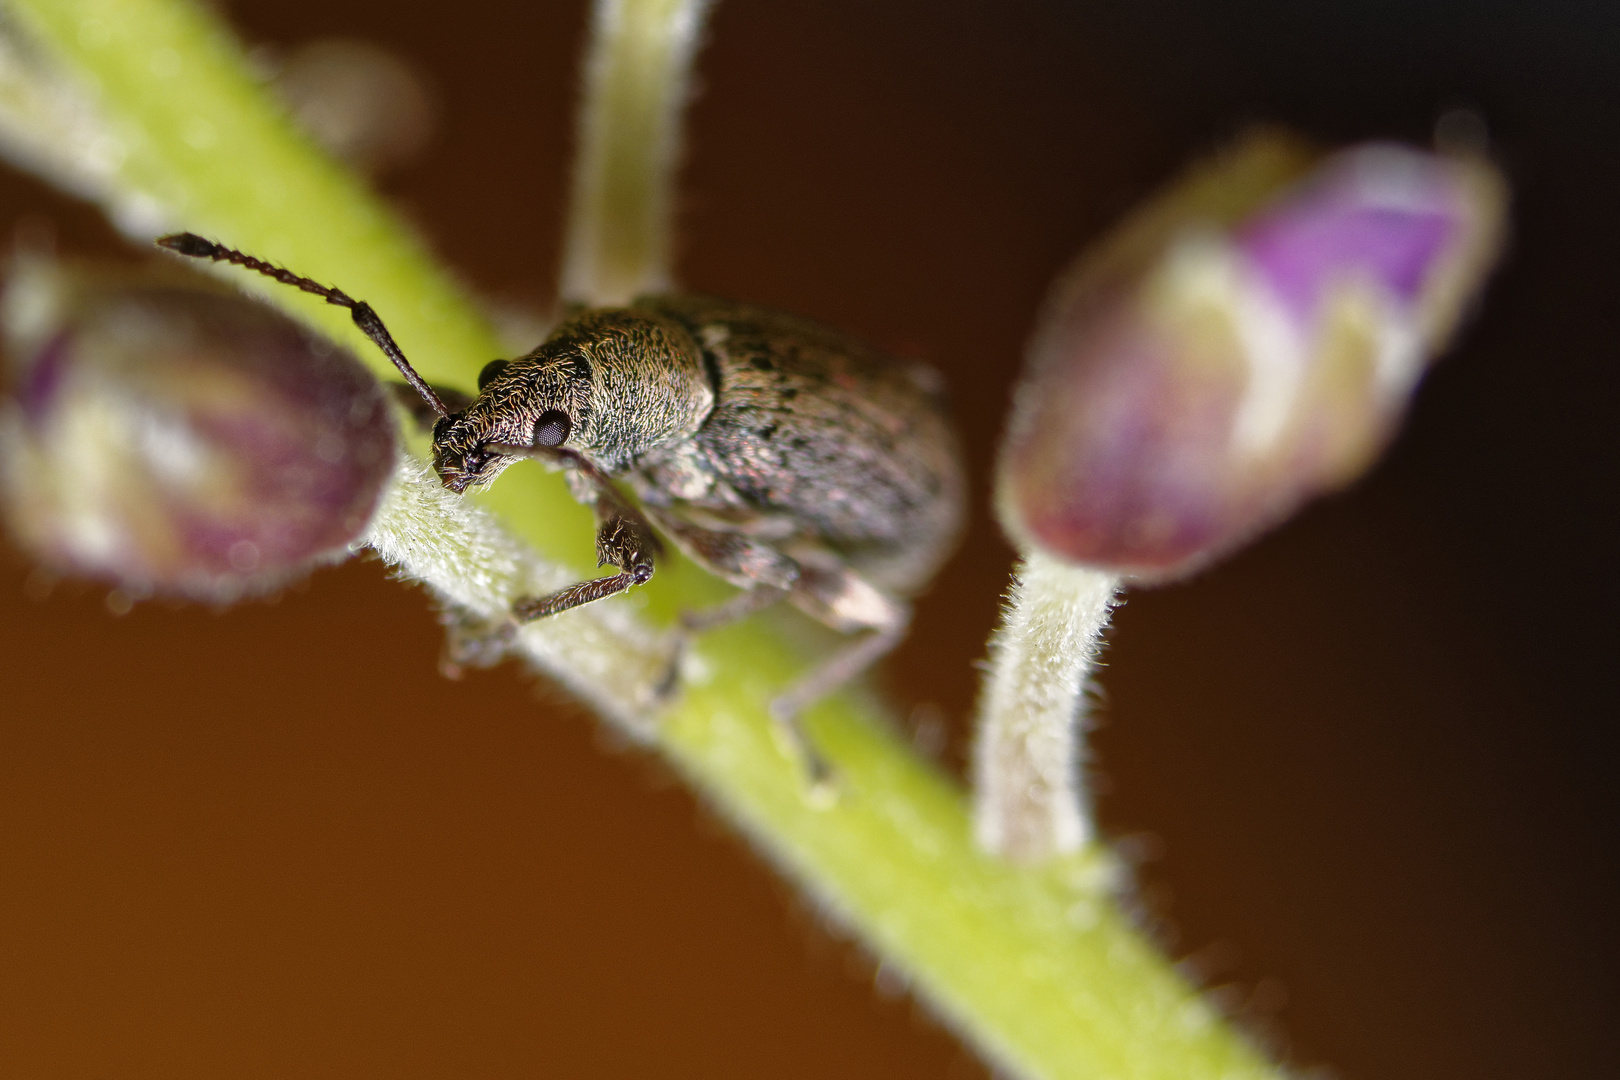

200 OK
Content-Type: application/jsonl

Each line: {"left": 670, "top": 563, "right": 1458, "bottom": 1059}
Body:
{"left": 997, "top": 132, "right": 1507, "bottom": 580}
{"left": 0, "top": 256, "right": 397, "bottom": 601}
{"left": 270, "top": 38, "right": 438, "bottom": 176}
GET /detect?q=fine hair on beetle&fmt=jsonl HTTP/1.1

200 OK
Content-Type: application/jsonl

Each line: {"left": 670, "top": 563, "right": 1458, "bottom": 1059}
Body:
{"left": 157, "top": 233, "right": 966, "bottom": 777}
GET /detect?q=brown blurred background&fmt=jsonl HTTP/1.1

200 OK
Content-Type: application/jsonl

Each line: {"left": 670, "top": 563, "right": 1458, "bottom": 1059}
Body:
{"left": 2, "top": 1, "right": 1616, "bottom": 1077}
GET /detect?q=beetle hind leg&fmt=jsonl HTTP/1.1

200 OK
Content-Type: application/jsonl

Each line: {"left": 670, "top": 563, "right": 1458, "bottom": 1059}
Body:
{"left": 639, "top": 507, "right": 802, "bottom": 700}
{"left": 771, "top": 563, "right": 912, "bottom": 784}
{"left": 637, "top": 507, "right": 911, "bottom": 785}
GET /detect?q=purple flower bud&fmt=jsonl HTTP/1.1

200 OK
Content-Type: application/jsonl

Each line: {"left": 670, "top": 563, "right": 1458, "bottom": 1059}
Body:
{"left": 1, "top": 259, "right": 397, "bottom": 600}
{"left": 998, "top": 133, "right": 1506, "bottom": 580}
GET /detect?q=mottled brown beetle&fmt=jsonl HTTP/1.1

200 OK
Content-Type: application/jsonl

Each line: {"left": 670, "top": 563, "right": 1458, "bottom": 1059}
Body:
{"left": 157, "top": 234, "right": 964, "bottom": 765}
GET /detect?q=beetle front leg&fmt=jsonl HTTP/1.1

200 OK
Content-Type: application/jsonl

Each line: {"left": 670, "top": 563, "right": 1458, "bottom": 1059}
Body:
{"left": 510, "top": 559, "right": 652, "bottom": 620}
{"left": 512, "top": 470, "right": 661, "bottom": 621}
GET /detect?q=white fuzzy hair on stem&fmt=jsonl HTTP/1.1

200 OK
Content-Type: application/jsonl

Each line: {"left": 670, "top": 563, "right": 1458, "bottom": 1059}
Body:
{"left": 974, "top": 552, "right": 1120, "bottom": 861}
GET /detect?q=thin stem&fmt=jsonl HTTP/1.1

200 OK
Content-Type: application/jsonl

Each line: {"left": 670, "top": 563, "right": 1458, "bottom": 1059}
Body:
{"left": 560, "top": 0, "right": 714, "bottom": 306}
{"left": 974, "top": 552, "right": 1121, "bottom": 861}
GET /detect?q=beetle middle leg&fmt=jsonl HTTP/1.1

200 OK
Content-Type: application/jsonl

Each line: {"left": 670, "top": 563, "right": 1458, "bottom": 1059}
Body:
{"left": 640, "top": 507, "right": 799, "bottom": 698}
{"left": 654, "top": 582, "right": 791, "bottom": 700}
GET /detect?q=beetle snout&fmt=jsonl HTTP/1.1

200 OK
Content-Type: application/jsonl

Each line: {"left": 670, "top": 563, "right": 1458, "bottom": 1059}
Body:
{"left": 433, "top": 448, "right": 482, "bottom": 493}
{"left": 432, "top": 436, "right": 511, "bottom": 494}
{"left": 436, "top": 461, "right": 475, "bottom": 494}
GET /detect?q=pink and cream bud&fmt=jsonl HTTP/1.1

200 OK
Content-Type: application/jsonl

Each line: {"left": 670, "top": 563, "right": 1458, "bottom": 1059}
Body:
{"left": 0, "top": 257, "right": 397, "bottom": 601}
{"left": 998, "top": 133, "right": 1506, "bottom": 579}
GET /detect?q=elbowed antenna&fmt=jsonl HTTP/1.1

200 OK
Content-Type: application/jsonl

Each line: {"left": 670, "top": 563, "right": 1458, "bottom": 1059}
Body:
{"left": 155, "top": 233, "right": 453, "bottom": 420}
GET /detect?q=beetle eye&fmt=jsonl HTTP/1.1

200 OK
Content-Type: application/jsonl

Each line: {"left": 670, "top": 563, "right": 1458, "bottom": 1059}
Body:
{"left": 534, "top": 409, "right": 571, "bottom": 447}
{"left": 477, "top": 359, "right": 510, "bottom": 391}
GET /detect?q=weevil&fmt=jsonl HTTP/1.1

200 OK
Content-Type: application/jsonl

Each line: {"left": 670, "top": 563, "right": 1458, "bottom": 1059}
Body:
{"left": 156, "top": 233, "right": 965, "bottom": 768}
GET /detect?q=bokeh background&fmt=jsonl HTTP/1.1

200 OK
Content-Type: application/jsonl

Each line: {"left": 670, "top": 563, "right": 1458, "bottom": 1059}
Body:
{"left": 2, "top": 1, "right": 1616, "bottom": 1077}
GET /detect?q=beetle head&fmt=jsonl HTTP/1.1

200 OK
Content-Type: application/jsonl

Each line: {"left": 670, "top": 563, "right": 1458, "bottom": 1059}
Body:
{"left": 430, "top": 307, "right": 714, "bottom": 492}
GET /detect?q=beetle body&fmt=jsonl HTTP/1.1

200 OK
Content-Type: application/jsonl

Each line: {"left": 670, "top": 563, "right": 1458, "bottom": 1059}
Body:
{"left": 441, "top": 295, "right": 962, "bottom": 602}
{"left": 156, "top": 233, "right": 964, "bottom": 759}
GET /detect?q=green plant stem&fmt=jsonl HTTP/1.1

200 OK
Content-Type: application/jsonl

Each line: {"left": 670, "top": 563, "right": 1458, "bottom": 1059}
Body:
{"left": 561, "top": 0, "right": 713, "bottom": 306}
{"left": 4, "top": 1, "right": 1285, "bottom": 1076}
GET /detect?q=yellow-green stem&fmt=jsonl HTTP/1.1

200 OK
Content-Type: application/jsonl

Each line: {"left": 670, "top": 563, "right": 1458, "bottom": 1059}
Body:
{"left": 561, "top": 0, "right": 713, "bottom": 306}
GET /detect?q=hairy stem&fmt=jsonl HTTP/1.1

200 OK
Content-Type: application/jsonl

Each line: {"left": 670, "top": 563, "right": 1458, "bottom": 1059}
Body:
{"left": 0, "top": 2, "right": 1284, "bottom": 1077}
{"left": 363, "top": 454, "right": 671, "bottom": 733}
{"left": 560, "top": 0, "right": 713, "bottom": 306}
{"left": 974, "top": 553, "right": 1120, "bottom": 861}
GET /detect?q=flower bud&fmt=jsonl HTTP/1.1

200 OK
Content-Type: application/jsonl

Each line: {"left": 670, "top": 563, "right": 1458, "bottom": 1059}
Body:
{"left": 271, "top": 38, "right": 438, "bottom": 177}
{"left": 997, "top": 132, "right": 1506, "bottom": 580}
{"left": 0, "top": 257, "right": 397, "bottom": 601}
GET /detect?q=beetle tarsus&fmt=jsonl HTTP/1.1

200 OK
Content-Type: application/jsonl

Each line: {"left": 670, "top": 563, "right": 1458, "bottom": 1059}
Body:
{"left": 767, "top": 695, "right": 837, "bottom": 791}
{"left": 763, "top": 569, "right": 911, "bottom": 784}
{"left": 439, "top": 610, "right": 519, "bottom": 678}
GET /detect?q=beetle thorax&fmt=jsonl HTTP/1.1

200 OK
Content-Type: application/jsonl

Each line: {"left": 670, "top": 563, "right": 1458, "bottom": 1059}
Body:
{"left": 508, "top": 309, "right": 715, "bottom": 472}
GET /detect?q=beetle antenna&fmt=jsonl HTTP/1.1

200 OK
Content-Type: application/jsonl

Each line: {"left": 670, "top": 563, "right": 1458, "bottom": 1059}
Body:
{"left": 156, "top": 232, "right": 452, "bottom": 419}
